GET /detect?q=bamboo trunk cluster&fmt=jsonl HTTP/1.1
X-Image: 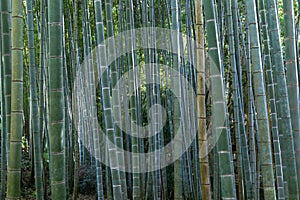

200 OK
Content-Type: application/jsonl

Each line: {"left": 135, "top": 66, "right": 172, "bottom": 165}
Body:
{"left": 0, "top": 0, "right": 299, "bottom": 199}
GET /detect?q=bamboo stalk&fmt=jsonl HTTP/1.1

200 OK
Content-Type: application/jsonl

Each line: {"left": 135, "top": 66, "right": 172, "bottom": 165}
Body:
{"left": 6, "top": 0, "right": 23, "bottom": 198}
{"left": 26, "top": 0, "right": 44, "bottom": 198}
{"left": 0, "top": 0, "right": 11, "bottom": 197}
{"left": 47, "top": 0, "right": 66, "bottom": 198}
{"left": 195, "top": 0, "right": 211, "bottom": 199}
{"left": 203, "top": 0, "right": 237, "bottom": 198}
{"left": 264, "top": 0, "right": 300, "bottom": 197}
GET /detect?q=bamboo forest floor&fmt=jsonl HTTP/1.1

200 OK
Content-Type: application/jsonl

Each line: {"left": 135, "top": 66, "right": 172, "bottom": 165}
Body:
{"left": 21, "top": 146, "right": 98, "bottom": 200}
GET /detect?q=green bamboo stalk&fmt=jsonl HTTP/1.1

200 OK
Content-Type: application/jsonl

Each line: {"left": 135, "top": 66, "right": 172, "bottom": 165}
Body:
{"left": 38, "top": 1, "right": 47, "bottom": 198}
{"left": 214, "top": 0, "right": 224, "bottom": 72}
{"left": 82, "top": 0, "right": 94, "bottom": 166}
{"left": 224, "top": 0, "right": 244, "bottom": 198}
{"left": 183, "top": 0, "right": 198, "bottom": 198}
{"left": 47, "top": 0, "right": 66, "bottom": 198}
{"left": 171, "top": 0, "right": 184, "bottom": 199}
{"left": 44, "top": 0, "right": 51, "bottom": 174}
{"left": 231, "top": 0, "right": 244, "bottom": 106}
{"left": 160, "top": 5, "right": 169, "bottom": 198}
{"left": 252, "top": 104, "right": 261, "bottom": 200}
{"left": 238, "top": 94, "right": 253, "bottom": 200}
{"left": 245, "top": 22, "right": 261, "bottom": 197}
{"left": 237, "top": 8, "right": 259, "bottom": 199}
{"left": 0, "top": 0, "right": 11, "bottom": 197}
{"left": 245, "top": 0, "right": 277, "bottom": 198}
{"left": 282, "top": 0, "right": 300, "bottom": 193}
{"left": 185, "top": 1, "right": 201, "bottom": 197}
{"left": 133, "top": 3, "right": 147, "bottom": 197}
{"left": 229, "top": 1, "right": 253, "bottom": 198}
{"left": 72, "top": 0, "right": 79, "bottom": 199}
{"left": 78, "top": 11, "right": 105, "bottom": 197}
{"left": 141, "top": 0, "right": 155, "bottom": 198}
{"left": 62, "top": 9, "right": 72, "bottom": 194}
{"left": 112, "top": 0, "right": 129, "bottom": 196}
{"left": 149, "top": 0, "right": 164, "bottom": 198}
{"left": 117, "top": 1, "right": 135, "bottom": 196}
{"left": 76, "top": 0, "right": 86, "bottom": 166}
{"left": 123, "top": 0, "right": 142, "bottom": 198}
{"left": 84, "top": 0, "right": 105, "bottom": 196}
{"left": 203, "top": 0, "right": 237, "bottom": 198}
{"left": 259, "top": 0, "right": 285, "bottom": 198}
{"left": 244, "top": 26, "right": 258, "bottom": 199}
{"left": 212, "top": 146, "right": 220, "bottom": 199}
{"left": 94, "top": 0, "right": 123, "bottom": 199}
{"left": 6, "top": 0, "right": 23, "bottom": 198}
{"left": 248, "top": 112, "right": 256, "bottom": 200}
{"left": 264, "top": 0, "right": 300, "bottom": 198}
{"left": 104, "top": 0, "right": 128, "bottom": 198}
{"left": 26, "top": 0, "right": 44, "bottom": 198}
{"left": 0, "top": 2, "right": 6, "bottom": 198}
{"left": 230, "top": 7, "right": 253, "bottom": 196}
{"left": 0, "top": 6, "right": 4, "bottom": 198}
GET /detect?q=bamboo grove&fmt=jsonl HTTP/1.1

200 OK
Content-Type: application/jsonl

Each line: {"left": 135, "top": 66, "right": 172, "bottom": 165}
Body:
{"left": 0, "top": 0, "right": 299, "bottom": 199}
